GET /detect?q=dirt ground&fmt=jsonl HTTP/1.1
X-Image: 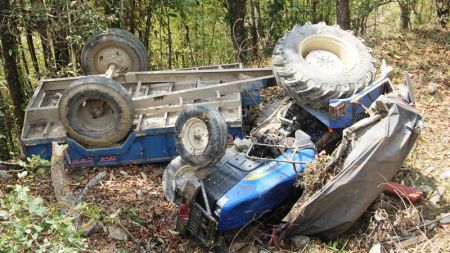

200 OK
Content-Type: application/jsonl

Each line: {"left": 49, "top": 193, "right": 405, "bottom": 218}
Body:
{"left": 3, "top": 28, "right": 449, "bottom": 252}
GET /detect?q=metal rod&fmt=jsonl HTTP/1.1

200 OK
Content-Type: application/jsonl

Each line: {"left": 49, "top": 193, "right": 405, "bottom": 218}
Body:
{"left": 201, "top": 181, "right": 212, "bottom": 215}
{"left": 132, "top": 75, "right": 274, "bottom": 109}
{"left": 134, "top": 99, "right": 240, "bottom": 115}
{"left": 124, "top": 68, "right": 273, "bottom": 83}
{"left": 104, "top": 64, "right": 117, "bottom": 79}
{"left": 34, "top": 68, "right": 274, "bottom": 92}
{"left": 245, "top": 142, "right": 308, "bottom": 164}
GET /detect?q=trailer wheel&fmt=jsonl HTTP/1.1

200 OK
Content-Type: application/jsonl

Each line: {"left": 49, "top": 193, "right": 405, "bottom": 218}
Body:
{"left": 272, "top": 22, "right": 376, "bottom": 108}
{"left": 58, "top": 76, "right": 134, "bottom": 147}
{"left": 81, "top": 28, "right": 148, "bottom": 75}
{"left": 175, "top": 105, "right": 228, "bottom": 168}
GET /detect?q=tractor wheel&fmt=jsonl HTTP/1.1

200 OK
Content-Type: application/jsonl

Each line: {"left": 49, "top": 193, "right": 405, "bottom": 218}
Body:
{"left": 272, "top": 22, "right": 376, "bottom": 108}
{"left": 58, "top": 76, "right": 134, "bottom": 147}
{"left": 175, "top": 105, "right": 228, "bottom": 168}
{"left": 162, "top": 156, "right": 197, "bottom": 203}
{"left": 81, "top": 28, "right": 148, "bottom": 75}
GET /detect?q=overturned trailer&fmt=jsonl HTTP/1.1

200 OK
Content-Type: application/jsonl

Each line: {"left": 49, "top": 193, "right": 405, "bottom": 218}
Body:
{"left": 21, "top": 67, "right": 273, "bottom": 166}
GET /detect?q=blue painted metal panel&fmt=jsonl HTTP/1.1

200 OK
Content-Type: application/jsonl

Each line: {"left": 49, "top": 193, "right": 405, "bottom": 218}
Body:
{"left": 216, "top": 148, "right": 315, "bottom": 232}
{"left": 23, "top": 126, "right": 244, "bottom": 168}
{"left": 302, "top": 80, "right": 391, "bottom": 129}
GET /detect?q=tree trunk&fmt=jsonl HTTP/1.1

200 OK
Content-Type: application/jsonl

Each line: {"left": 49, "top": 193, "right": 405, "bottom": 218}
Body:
{"left": 32, "top": 0, "right": 54, "bottom": 72}
{"left": 0, "top": 1, "right": 26, "bottom": 128}
{"left": 50, "top": 1, "right": 71, "bottom": 70}
{"left": 20, "top": 0, "right": 40, "bottom": 74}
{"left": 250, "top": 0, "right": 259, "bottom": 61}
{"left": 336, "top": 0, "right": 351, "bottom": 30}
{"left": 17, "top": 35, "right": 33, "bottom": 96}
{"left": 158, "top": 14, "right": 163, "bottom": 69}
{"left": 399, "top": 1, "right": 411, "bottom": 30}
{"left": 18, "top": 35, "right": 30, "bottom": 76}
{"left": 167, "top": 13, "right": 173, "bottom": 69}
{"left": 224, "top": 0, "right": 248, "bottom": 63}
{"left": 39, "top": 27, "right": 54, "bottom": 72}
{"left": 180, "top": 11, "right": 197, "bottom": 66}
{"left": 255, "top": 2, "right": 263, "bottom": 39}
{"left": 143, "top": 4, "right": 155, "bottom": 52}
{"left": 207, "top": 22, "right": 217, "bottom": 66}
{"left": 311, "top": 0, "right": 319, "bottom": 23}
{"left": 129, "top": 0, "right": 136, "bottom": 33}
{"left": 25, "top": 28, "right": 40, "bottom": 74}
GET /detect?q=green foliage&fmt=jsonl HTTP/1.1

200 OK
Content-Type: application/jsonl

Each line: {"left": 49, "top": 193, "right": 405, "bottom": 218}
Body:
{"left": 0, "top": 92, "right": 19, "bottom": 160}
{"left": 0, "top": 0, "right": 444, "bottom": 160}
{"left": 0, "top": 185, "right": 87, "bottom": 252}
{"left": 26, "top": 155, "right": 51, "bottom": 169}
{"left": 327, "top": 238, "right": 349, "bottom": 252}
{"left": 124, "top": 204, "right": 148, "bottom": 225}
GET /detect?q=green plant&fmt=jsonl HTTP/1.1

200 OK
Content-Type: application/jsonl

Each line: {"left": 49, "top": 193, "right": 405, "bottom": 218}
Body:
{"left": 26, "top": 154, "right": 51, "bottom": 169}
{"left": 0, "top": 185, "right": 87, "bottom": 252}
{"left": 327, "top": 238, "right": 349, "bottom": 252}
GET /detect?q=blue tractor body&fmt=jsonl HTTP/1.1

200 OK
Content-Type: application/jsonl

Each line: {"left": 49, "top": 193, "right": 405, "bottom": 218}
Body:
{"left": 176, "top": 78, "right": 393, "bottom": 246}
{"left": 214, "top": 148, "right": 315, "bottom": 232}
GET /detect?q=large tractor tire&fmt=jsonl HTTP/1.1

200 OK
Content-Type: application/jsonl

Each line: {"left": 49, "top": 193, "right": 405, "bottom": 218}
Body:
{"left": 81, "top": 28, "right": 148, "bottom": 75}
{"left": 174, "top": 105, "right": 228, "bottom": 168}
{"left": 272, "top": 22, "right": 376, "bottom": 108}
{"left": 58, "top": 76, "right": 134, "bottom": 147}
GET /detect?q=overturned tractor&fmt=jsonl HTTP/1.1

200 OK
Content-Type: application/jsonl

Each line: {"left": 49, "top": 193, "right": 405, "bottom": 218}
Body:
{"left": 21, "top": 22, "right": 421, "bottom": 248}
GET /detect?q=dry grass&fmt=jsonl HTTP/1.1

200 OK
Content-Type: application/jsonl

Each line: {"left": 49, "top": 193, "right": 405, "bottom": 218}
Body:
{"left": 296, "top": 155, "right": 336, "bottom": 198}
{"left": 365, "top": 27, "right": 450, "bottom": 252}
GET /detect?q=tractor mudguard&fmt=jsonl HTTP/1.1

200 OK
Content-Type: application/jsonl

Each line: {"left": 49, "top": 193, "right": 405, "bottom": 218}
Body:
{"left": 283, "top": 94, "right": 423, "bottom": 239}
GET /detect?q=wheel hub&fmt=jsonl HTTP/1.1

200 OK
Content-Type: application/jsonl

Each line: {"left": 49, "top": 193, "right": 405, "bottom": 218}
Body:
{"left": 305, "top": 50, "right": 343, "bottom": 73}
{"left": 299, "top": 35, "right": 357, "bottom": 74}
{"left": 76, "top": 99, "right": 117, "bottom": 133}
{"left": 94, "top": 46, "right": 133, "bottom": 74}
{"left": 181, "top": 118, "right": 209, "bottom": 155}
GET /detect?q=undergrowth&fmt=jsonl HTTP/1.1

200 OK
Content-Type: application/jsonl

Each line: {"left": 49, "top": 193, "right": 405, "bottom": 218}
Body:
{"left": 0, "top": 185, "right": 87, "bottom": 252}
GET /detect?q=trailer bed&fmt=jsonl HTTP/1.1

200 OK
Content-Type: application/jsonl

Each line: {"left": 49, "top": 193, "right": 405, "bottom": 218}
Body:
{"left": 21, "top": 67, "right": 275, "bottom": 166}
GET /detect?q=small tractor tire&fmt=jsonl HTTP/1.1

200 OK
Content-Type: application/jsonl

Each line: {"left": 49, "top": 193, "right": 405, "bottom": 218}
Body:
{"left": 175, "top": 105, "right": 228, "bottom": 168}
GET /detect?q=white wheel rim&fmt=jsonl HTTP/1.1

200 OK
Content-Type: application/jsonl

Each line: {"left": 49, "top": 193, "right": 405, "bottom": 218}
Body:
{"left": 94, "top": 46, "right": 133, "bottom": 74}
{"left": 181, "top": 117, "right": 209, "bottom": 155}
{"left": 299, "top": 35, "right": 357, "bottom": 74}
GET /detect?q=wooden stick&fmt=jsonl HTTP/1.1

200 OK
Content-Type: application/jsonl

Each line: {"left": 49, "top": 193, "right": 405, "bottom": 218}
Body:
{"left": 50, "top": 142, "right": 73, "bottom": 205}
{"left": 77, "top": 172, "right": 107, "bottom": 204}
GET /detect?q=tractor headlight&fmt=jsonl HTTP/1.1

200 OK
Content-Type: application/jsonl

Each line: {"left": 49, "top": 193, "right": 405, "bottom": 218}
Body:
{"left": 214, "top": 196, "right": 229, "bottom": 217}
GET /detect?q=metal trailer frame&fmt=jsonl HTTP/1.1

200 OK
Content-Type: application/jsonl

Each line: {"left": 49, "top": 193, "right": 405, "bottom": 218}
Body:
{"left": 21, "top": 62, "right": 393, "bottom": 167}
{"left": 21, "top": 66, "right": 275, "bottom": 166}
